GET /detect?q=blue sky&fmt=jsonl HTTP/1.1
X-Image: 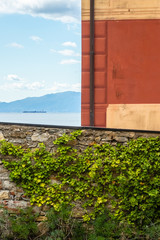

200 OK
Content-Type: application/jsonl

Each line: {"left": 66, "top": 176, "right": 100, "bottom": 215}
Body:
{"left": 0, "top": 0, "right": 81, "bottom": 102}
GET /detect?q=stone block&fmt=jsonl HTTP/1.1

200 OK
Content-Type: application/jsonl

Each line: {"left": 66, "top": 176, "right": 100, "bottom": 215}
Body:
{"left": 2, "top": 180, "right": 16, "bottom": 190}
{"left": 0, "top": 172, "right": 10, "bottom": 180}
{"left": 36, "top": 216, "right": 47, "bottom": 222}
{"left": 95, "top": 137, "right": 101, "bottom": 143}
{"left": 0, "top": 166, "right": 9, "bottom": 174}
{"left": 0, "top": 191, "right": 10, "bottom": 200}
{"left": 38, "top": 222, "right": 49, "bottom": 234}
{"left": 31, "top": 133, "right": 50, "bottom": 142}
{"left": 102, "top": 136, "right": 112, "bottom": 141}
{"left": 0, "top": 131, "right": 4, "bottom": 140}
{"left": 114, "top": 136, "right": 128, "bottom": 143}
{"left": 7, "top": 200, "right": 30, "bottom": 209}
{"left": 118, "top": 132, "right": 135, "bottom": 138}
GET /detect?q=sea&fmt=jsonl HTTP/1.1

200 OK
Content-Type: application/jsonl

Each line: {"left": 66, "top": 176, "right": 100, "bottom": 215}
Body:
{"left": 0, "top": 113, "right": 81, "bottom": 127}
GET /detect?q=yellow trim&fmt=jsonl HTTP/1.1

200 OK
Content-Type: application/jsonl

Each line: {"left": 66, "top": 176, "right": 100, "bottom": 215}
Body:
{"left": 82, "top": 0, "right": 160, "bottom": 21}
{"left": 107, "top": 104, "right": 160, "bottom": 131}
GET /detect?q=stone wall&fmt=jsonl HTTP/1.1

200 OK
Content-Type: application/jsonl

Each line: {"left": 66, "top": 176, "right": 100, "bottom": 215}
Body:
{"left": 0, "top": 122, "right": 160, "bottom": 219}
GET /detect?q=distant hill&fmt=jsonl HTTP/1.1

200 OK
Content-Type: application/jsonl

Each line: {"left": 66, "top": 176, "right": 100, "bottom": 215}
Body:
{"left": 0, "top": 91, "right": 81, "bottom": 113}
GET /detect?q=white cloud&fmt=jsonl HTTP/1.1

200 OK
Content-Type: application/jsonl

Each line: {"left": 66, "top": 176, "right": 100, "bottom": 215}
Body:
{"left": 71, "top": 83, "right": 81, "bottom": 92}
{"left": 0, "top": 0, "right": 81, "bottom": 23}
{"left": 25, "top": 81, "right": 45, "bottom": 90}
{"left": 0, "top": 81, "right": 45, "bottom": 91}
{"left": 60, "top": 59, "right": 80, "bottom": 64}
{"left": 59, "top": 49, "right": 74, "bottom": 56}
{"left": 49, "top": 82, "right": 68, "bottom": 92}
{"left": 2, "top": 74, "right": 45, "bottom": 90}
{"left": 50, "top": 48, "right": 80, "bottom": 57}
{"left": 12, "top": 82, "right": 24, "bottom": 89}
{"left": 30, "top": 35, "right": 42, "bottom": 42}
{"left": 8, "top": 42, "right": 24, "bottom": 49}
{"left": 62, "top": 41, "right": 77, "bottom": 48}
{"left": 6, "top": 74, "right": 24, "bottom": 82}
{"left": 59, "top": 49, "right": 80, "bottom": 56}
{"left": 49, "top": 82, "right": 81, "bottom": 92}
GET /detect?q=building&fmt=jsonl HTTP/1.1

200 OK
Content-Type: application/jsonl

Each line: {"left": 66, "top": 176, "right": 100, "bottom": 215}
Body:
{"left": 81, "top": 0, "right": 160, "bottom": 130}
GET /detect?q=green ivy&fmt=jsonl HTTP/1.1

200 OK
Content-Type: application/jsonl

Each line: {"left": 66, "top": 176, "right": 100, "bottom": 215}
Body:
{"left": 0, "top": 131, "right": 160, "bottom": 228}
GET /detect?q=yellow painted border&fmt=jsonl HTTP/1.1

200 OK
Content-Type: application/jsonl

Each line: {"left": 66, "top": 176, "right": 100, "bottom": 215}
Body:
{"left": 106, "top": 104, "right": 160, "bottom": 131}
{"left": 82, "top": 0, "right": 160, "bottom": 21}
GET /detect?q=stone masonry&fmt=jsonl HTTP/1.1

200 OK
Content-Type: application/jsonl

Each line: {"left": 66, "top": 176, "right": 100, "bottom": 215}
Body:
{"left": 0, "top": 123, "right": 160, "bottom": 219}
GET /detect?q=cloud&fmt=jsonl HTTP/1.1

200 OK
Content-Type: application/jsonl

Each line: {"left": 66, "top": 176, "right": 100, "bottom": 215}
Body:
{"left": 25, "top": 81, "right": 45, "bottom": 90}
{"left": 6, "top": 74, "right": 24, "bottom": 82}
{"left": 62, "top": 41, "right": 77, "bottom": 48}
{"left": 12, "top": 82, "right": 25, "bottom": 89}
{"left": 30, "top": 35, "right": 42, "bottom": 42}
{"left": 8, "top": 42, "right": 24, "bottom": 48}
{"left": 59, "top": 49, "right": 80, "bottom": 56}
{"left": 0, "top": 81, "right": 45, "bottom": 90}
{"left": 49, "top": 82, "right": 81, "bottom": 92}
{"left": 60, "top": 59, "right": 80, "bottom": 64}
{"left": 0, "top": 0, "right": 81, "bottom": 23}
{"left": 50, "top": 48, "right": 80, "bottom": 57}
{"left": 2, "top": 74, "right": 45, "bottom": 90}
{"left": 59, "top": 49, "right": 75, "bottom": 56}
{"left": 71, "top": 83, "right": 81, "bottom": 92}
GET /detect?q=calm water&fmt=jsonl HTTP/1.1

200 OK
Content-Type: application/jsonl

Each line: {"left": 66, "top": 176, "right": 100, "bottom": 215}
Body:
{"left": 0, "top": 113, "right": 81, "bottom": 126}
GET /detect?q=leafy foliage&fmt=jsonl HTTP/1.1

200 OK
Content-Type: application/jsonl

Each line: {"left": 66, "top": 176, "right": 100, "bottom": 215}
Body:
{"left": 88, "top": 209, "right": 160, "bottom": 240}
{"left": 45, "top": 204, "right": 87, "bottom": 240}
{"left": 0, "top": 131, "right": 160, "bottom": 228}
{"left": 0, "top": 207, "right": 38, "bottom": 240}
{"left": 1, "top": 205, "right": 160, "bottom": 240}
{"left": 10, "top": 208, "right": 39, "bottom": 240}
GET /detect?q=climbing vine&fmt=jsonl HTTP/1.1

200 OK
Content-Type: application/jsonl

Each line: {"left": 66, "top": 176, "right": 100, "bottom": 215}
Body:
{"left": 0, "top": 131, "right": 160, "bottom": 227}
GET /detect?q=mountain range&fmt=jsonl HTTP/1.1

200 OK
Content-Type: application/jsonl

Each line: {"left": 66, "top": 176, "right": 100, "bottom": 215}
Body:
{"left": 0, "top": 91, "right": 81, "bottom": 113}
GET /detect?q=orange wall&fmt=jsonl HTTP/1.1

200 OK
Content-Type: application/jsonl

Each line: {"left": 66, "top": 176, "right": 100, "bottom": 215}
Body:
{"left": 107, "top": 20, "right": 160, "bottom": 104}
{"left": 81, "top": 19, "right": 160, "bottom": 127}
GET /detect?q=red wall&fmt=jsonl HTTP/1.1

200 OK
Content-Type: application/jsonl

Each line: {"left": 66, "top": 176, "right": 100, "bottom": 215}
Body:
{"left": 81, "top": 19, "right": 160, "bottom": 127}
